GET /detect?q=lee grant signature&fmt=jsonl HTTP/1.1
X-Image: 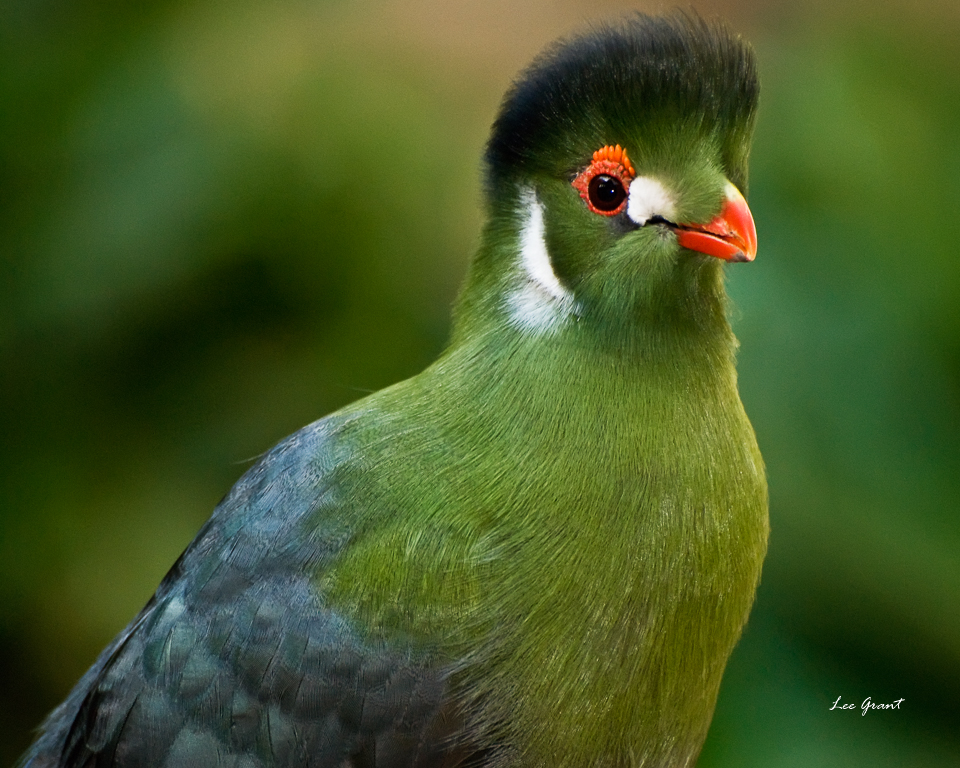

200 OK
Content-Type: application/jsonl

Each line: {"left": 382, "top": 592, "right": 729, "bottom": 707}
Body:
{"left": 830, "top": 696, "right": 904, "bottom": 715}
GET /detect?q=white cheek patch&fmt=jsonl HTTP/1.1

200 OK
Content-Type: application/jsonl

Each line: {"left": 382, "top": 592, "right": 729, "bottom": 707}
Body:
{"left": 626, "top": 176, "right": 677, "bottom": 226}
{"left": 519, "top": 190, "right": 567, "bottom": 302}
{"left": 506, "top": 188, "right": 579, "bottom": 334}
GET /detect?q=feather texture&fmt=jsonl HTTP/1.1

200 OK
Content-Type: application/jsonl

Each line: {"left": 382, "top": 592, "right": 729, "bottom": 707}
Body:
{"left": 22, "top": 12, "right": 767, "bottom": 768}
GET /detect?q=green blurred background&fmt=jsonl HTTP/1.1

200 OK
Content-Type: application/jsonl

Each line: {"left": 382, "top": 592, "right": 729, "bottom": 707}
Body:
{"left": 2, "top": 0, "right": 958, "bottom": 763}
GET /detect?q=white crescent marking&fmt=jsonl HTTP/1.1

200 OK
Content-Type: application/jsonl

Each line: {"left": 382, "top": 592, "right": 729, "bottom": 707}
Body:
{"left": 507, "top": 188, "right": 579, "bottom": 333}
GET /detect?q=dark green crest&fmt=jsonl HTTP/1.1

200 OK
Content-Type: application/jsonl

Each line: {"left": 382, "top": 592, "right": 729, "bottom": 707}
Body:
{"left": 485, "top": 13, "right": 759, "bottom": 194}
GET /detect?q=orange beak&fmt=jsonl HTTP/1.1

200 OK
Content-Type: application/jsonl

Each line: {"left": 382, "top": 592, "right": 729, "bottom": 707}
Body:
{"left": 675, "top": 182, "right": 757, "bottom": 263}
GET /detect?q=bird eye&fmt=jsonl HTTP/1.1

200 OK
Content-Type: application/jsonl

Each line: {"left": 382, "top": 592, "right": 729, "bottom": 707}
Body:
{"left": 571, "top": 144, "right": 635, "bottom": 217}
{"left": 588, "top": 175, "right": 626, "bottom": 212}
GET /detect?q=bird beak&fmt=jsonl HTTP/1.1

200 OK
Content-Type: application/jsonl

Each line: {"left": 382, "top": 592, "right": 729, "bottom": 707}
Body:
{"left": 675, "top": 182, "right": 757, "bottom": 263}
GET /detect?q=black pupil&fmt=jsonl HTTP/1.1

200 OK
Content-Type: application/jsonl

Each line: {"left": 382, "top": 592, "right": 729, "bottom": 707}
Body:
{"left": 588, "top": 174, "right": 626, "bottom": 212}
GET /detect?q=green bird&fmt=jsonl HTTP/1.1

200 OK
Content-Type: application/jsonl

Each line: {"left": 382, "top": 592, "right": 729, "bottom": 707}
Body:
{"left": 22, "top": 13, "right": 767, "bottom": 768}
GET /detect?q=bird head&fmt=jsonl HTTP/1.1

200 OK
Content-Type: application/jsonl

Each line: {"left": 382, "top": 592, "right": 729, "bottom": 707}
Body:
{"left": 454, "top": 14, "right": 760, "bottom": 349}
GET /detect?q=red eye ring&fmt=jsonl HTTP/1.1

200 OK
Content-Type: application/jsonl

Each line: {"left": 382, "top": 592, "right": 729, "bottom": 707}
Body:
{"left": 572, "top": 144, "right": 636, "bottom": 216}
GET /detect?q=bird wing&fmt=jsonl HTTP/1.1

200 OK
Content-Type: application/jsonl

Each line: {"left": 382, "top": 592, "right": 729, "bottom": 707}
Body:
{"left": 23, "top": 416, "right": 477, "bottom": 768}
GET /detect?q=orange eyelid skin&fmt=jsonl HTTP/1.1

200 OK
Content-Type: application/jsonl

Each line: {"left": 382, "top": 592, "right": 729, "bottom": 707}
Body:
{"left": 572, "top": 144, "right": 636, "bottom": 216}
{"left": 592, "top": 144, "right": 635, "bottom": 178}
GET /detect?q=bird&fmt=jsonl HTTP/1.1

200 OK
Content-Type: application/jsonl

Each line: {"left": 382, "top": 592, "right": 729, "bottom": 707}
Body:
{"left": 21, "top": 12, "right": 768, "bottom": 768}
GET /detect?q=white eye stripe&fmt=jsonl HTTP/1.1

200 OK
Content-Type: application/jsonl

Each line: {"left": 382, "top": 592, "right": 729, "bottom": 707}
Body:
{"left": 518, "top": 189, "right": 569, "bottom": 303}
{"left": 506, "top": 188, "right": 579, "bottom": 334}
{"left": 626, "top": 176, "right": 677, "bottom": 226}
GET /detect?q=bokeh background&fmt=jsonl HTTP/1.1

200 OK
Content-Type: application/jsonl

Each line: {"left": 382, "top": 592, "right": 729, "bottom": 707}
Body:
{"left": 2, "top": 0, "right": 959, "bottom": 764}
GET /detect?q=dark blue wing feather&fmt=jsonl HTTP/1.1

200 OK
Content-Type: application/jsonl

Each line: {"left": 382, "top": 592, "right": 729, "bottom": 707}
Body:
{"left": 22, "top": 417, "right": 475, "bottom": 768}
